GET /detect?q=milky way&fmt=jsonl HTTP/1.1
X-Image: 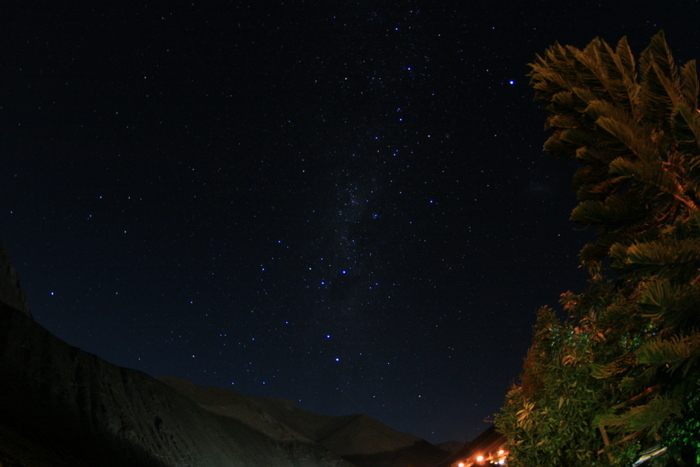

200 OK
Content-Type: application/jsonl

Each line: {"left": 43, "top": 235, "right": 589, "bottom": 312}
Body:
{"left": 2, "top": 2, "right": 699, "bottom": 443}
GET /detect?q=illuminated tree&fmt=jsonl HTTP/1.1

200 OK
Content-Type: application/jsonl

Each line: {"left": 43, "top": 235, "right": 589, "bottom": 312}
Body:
{"left": 496, "top": 31, "right": 700, "bottom": 466}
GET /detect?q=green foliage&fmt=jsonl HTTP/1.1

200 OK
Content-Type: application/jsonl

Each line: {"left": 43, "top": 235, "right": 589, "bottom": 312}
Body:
{"left": 496, "top": 300, "right": 640, "bottom": 466}
{"left": 664, "top": 392, "right": 700, "bottom": 465}
{"left": 496, "top": 31, "right": 700, "bottom": 467}
{"left": 637, "top": 333, "right": 700, "bottom": 375}
{"left": 594, "top": 395, "right": 684, "bottom": 434}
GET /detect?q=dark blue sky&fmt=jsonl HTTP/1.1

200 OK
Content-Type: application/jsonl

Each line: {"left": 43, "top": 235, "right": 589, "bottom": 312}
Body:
{"left": 2, "top": 1, "right": 699, "bottom": 443}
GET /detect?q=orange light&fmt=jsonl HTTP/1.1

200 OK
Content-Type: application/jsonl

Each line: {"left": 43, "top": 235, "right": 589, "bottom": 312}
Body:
{"left": 476, "top": 455, "right": 484, "bottom": 462}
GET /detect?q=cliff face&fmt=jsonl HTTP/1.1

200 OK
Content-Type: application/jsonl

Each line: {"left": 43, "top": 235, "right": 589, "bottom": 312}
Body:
{"left": 0, "top": 243, "right": 30, "bottom": 317}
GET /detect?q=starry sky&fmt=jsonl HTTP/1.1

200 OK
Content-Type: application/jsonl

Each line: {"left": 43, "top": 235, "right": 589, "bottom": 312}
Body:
{"left": 2, "top": 2, "right": 699, "bottom": 444}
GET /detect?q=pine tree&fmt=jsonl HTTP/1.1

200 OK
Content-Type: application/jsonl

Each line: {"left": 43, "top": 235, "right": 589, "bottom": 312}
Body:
{"left": 496, "top": 31, "right": 700, "bottom": 466}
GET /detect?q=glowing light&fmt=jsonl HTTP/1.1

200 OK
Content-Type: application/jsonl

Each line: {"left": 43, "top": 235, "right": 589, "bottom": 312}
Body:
{"left": 476, "top": 455, "right": 484, "bottom": 462}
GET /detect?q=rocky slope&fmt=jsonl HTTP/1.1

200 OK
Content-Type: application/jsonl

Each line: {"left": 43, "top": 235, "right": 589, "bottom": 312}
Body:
{"left": 0, "top": 297, "right": 358, "bottom": 466}
{"left": 0, "top": 242, "right": 449, "bottom": 466}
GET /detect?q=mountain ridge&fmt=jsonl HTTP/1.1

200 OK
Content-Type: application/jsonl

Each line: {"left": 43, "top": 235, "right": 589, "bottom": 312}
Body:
{"left": 157, "top": 375, "right": 449, "bottom": 463}
{"left": 0, "top": 242, "right": 450, "bottom": 466}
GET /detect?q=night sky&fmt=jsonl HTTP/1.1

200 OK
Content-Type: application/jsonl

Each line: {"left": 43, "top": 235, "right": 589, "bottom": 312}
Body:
{"left": 2, "top": 2, "right": 699, "bottom": 444}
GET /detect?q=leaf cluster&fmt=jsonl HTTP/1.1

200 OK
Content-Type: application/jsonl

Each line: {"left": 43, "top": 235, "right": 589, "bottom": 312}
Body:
{"left": 497, "top": 31, "right": 700, "bottom": 467}
{"left": 530, "top": 31, "right": 700, "bottom": 268}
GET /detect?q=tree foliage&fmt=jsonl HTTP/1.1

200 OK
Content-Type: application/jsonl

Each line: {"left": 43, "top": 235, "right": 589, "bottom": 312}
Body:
{"left": 496, "top": 31, "right": 700, "bottom": 466}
